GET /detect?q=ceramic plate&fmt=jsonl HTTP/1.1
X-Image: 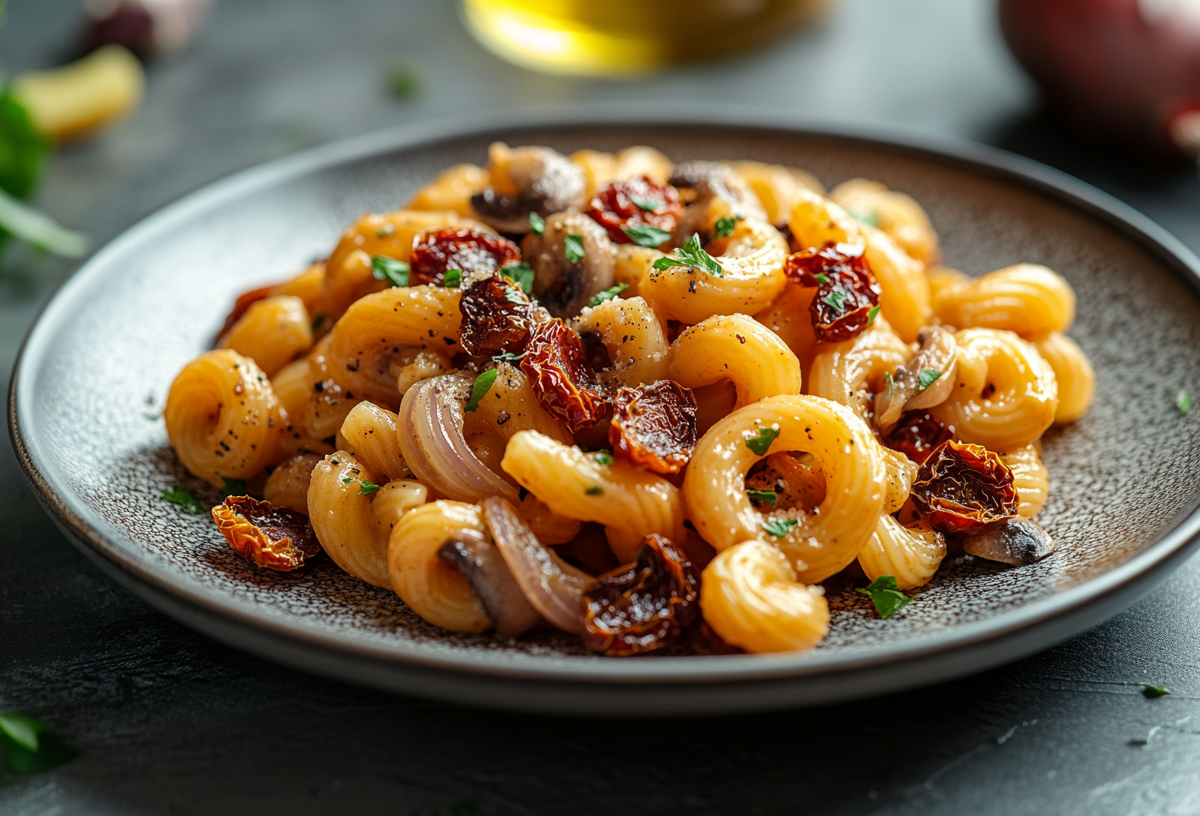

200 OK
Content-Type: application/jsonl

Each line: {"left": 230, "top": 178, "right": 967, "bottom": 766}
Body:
{"left": 11, "top": 112, "right": 1200, "bottom": 714}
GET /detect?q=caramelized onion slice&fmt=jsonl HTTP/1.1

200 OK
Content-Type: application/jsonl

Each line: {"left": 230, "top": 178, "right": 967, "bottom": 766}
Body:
{"left": 481, "top": 496, "right": 592, "bottom": 634}
{"left": 438, "top": 535, "right": 542, "bottom": 638}
{"left": 962, "top": 518, "right": 1055, "bottom": 566}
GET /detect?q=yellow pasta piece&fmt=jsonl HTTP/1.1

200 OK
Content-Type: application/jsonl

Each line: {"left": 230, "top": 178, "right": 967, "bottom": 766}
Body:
{"left": 164, "top": 350, "right": 282, "bottom": 487}
{"left": 1032, "top": 332, "right": 1094, "bottom": 424}
{"left": 268, "top": 358, "right": 334, "bottom": 463}
{"left": 668, "top": 314, "right": 802, "bottom": 408}
{"left": 683, "top": 394, "right": 887, "bottom": 583}
{"left": 927, "top": 265, "right": 969, "bottom": 321}
{"left": 726, "top": 160, "right": 825, "bottom": 225}
{"left": 931, "top": 328, "right": 1059, "bottom": 451}
{"left": 306, "top": 334, "right": 364, "bottom": 439}
{"left": 263, "top": 453, "right": 322, "bottom": 515}
{"left": 462, "top": 362, "right": 573, "bottom": 447}
{"left": 754, "top": 283, "right": 820, "bottom": 379}
{"left": 405, "top": 164, "right": 489, "bottom": 217}
{"left": 371, "top": 480, "right": 429, "bottom": 544}
{"left": 857, "top": 515, "right": 946, "bottom": 590}
{"left": 339, "top": 401, "right": 410, "bottom": 482}
{"left": 807, "top": 318, "right": 911, "bottom": 428}
{"left": 388, "top": 501, "right": 490, "bottom": 632}
{"left": 570, "top": 146, "right": 673, "bottom": 199}
{"left": 700, "top": 539, "right": 829, "bottom": 654}
{"left": 572, "top": 295, "right": 670, "bottom": 389}
{"left": 272, "top": 262, "right": 325, "bottom": 320}
{"left": 307, "top": 451, "right": 391, "bottom": 588}
{"left": 219, "top": 295, "right": 313, "bottom": 378}
{"left": 516, "top": 493, "right": 582, "bottom": 546}
{"left": 938, "top": 264, "right": 1076, "bottom": 337}
{"left": 1002, "top": 443, "right": 1049, "bottom": 520}
{"left": 829, "top": 178, "right": 940, "bottom": 265}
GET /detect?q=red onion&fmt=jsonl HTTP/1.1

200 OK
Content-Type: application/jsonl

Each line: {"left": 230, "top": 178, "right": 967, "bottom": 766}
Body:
{"left": 1000, "top": 0, "right": 1200, "bottom": 159}
{"left": 437, "top": 536, "right": 542, "bottom": 638}
{"left": 397, "top": 374, "right": 520, "bottom": 504}
{"left": 481, "top": 497, "right": 592, "bottom": 635}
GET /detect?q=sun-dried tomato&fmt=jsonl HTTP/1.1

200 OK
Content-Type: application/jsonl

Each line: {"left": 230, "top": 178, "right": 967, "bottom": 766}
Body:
{"left": 882, "top": 411, "right": 955, "bottom": 465}
{"left": 520, "top": 318, "right": 608, "bottom": 432}
{"left": 581, "top": 534, "right": 700, "bottom": 656}
{"left": 910, "top": 440, "right": 1019, "bottom": 535}
{"left": 785, "top": 241, "right": 881, "bottom": 342}
{"left": 457, "top": 274, "right": 534, "bottom": 357}
{"left": 217, "top": 283, "right": 279, "bottom": 339}
{"left": 409, "top": 227, "right": 521, "bottom": 286}
{"left": 609, "top": 380, "right": 697, "bottom": 475}
{"left": 212, "top": 496, "right": 322, "bottom": 571}
{"left": 585, "top": 176, "right": 683, "bottom": 245}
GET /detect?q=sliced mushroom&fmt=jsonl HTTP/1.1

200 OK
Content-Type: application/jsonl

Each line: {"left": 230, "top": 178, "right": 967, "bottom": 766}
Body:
{"left": 874, "top": 325, "right": 958, "bottom": 429}
{"left": 437, "top": 534, "right": 542, "bottom": 639}
{"left": 962, "top": 518, "right": 1055, "bottom": 566}
{"left": 522, "top": 211, "right": 616, "bottom": 318}
{"left": 470, "top": 143, "right": 586, "bottom": 233}
{"left": 669, "top": 160, "right": 769, "bottom": 227}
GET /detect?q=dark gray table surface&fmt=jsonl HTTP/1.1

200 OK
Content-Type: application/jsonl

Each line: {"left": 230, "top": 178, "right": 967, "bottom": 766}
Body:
{"left": 4, "top": 1, "right": 1200, "bottom": 813}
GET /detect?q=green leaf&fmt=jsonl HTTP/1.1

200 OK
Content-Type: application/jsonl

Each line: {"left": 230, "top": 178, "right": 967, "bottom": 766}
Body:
{"left": 856, "top": 575, "right": 912, "bottom": 619}
{"left": 651, "top": 233, "right": 724, "bottom": 278}
{"left": 387, "top": 63, "right": 419, "bottom": 99}
{"left": 358, "top": 481, "right": 381, "bottom": 496}
{"left": 0, "top": 88, "right": 47, "bottom": 200}
{"left": 1143, "top": 684, "right": 1171, "bottom": 698}
{"left": 500, "top": 262, "right": 534, "bottom": 294}
{"left": 310, "top": 313, "right": 326, "bottom": 332}
{"left": 492, "top": 352, "right": 524, "bottom": 364}
{"left": 0, "top": 712, "right": 45, "bottom": 753}
{"left": 342, "top": 477, "right": 354, "bottom": 484}
{"left": 0, "top": 186, "right": 87, "bottom": 257}
{"left": 629, "top": 194, "right": 660, "bottom": 212}
{"left": 162, "top": 485, "right": 204, "bottom": 514}
{"left": 221, "top": 478, "right": 247, "bottom": 498}
{"left": 762, "top": 518, "right": 798, "bottom": 536}
{"left": 813, "top": 273, "right": 830, "bottom": 285}
{"left": 821, "top": 290, "right": 847, "bottom": 314}
{"left": 564, "top": 232, "right": 586, "bottom": 263}
{"left": 714, "top": 216, "right": 737, "bottom": 239}
{"left": 587, "top": 283, "right": 628, "bottom": 308}
{"left": 918, "top": 369, "right": 942, "bottom": 391}
{"left": 585, "top": 486, "right": 603, "bottom": 495}
{"left": 0, "top": 726, "right": 76, "bottom": 775}
{"left": 1177, "top": 390, "right": 1191, "bottom": 416}
{"left": 370, "top": 255, "right": 410, "bottom": 287}
{"left": 464, "top": 369, "right": 498, "bottom": 412}
{"left": 883, "top": 370, "right": 894, "bottom": 400}
{"left": 745, "top": 488, "right": 777, "bottom": 507}
{"left": 744, "top": 426, "right": 779, "bottom": 456}
{"left": 528, "top": 211, "right": 545, "bottom": 236}
{"left": 851, "top": 209, "right": 880, "bottom": 228}
{"left": 868, "top": 304, "right": 881, "bottom": 324}
{"left": 594, "top": 453, "right": 614, "bottom": 466}
{"left": 443, "top": 268, "right": 462, "bottom": 288}
{"left": 622, "top": 224, "right": 671, "bottom": 248}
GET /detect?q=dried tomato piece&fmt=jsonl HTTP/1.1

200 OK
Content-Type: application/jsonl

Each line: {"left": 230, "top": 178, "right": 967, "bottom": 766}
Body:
{"left": 910, "top": 440, "right": 1019, "bottom": 535}
{"left": 212, "top": 496, "right": 322, "bottom": 571}
{"left": 585, "top": 176, "right": 683, "bottom": 244}
{"left": 457, "top": 274, "right": 534, "bottom": 357}
{"left": 785, "top": 241, "right": 881, "bottom": 342}
{"left": 409, "top": 227, "right": 521, "bottom": 286}
{"left": 520, "top": 318, "right": 608, "bottom": 432}
{"left": 882, "top": 411, "right": 955, "bottom": 465}
{"left": 217, "top": 283, "right": 279, "bottom": 339}
{"left": 581, "top": 534, "right": 700, "bottom": 656}
{"left": 609, "top": 380, "right": 698, "bottom": 475}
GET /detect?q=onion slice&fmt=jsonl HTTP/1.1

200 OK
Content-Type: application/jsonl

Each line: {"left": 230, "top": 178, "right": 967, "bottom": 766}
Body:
{"left": 438, "top": 536, "right": 542, "bottom": 639}
{"left": 397, "top": 374, "right": 520, "bottom": 504}
{"left": 481, "top": 496, "right": 592, "bottom": 634}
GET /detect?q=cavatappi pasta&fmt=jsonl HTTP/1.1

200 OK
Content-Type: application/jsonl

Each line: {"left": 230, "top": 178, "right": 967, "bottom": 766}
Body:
{"left": 165, "top": 144, "right": 1093, "bottom": 656}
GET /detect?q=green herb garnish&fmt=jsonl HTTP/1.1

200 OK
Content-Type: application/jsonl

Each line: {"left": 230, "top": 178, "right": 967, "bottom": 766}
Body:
{"left": 622, "top": 224, "right": 672, "bottom": 248}
{"left": 342, "top": 478, "right": 353, "bottom": 484}
{"left": 162, "top": 485, "right": 204, "bottom": 514}
{"left": 651, "top": 233, "right": 724, "bottom": 278}
{"left": 1143, "top": 684, "right": 1171, "bottom": 698}
{"left": 464, "top": 369, "right": 498, "bottom": 412}
{"left": 564, "top": 233, "right": 585, "bottom": 263}
{"left": 387, "top": 63, "right": 420, "bottom": 98}
{"left": 868, "top": 304, "right": 881, "bottom": 324}
{"left": 762, "top": 518, "right": 798, "bottom": 536}
{"left": 585, "top": 486, "right": 604, "bottom": 495}
{"left": 629, "top": 194, "right": 660, "bottom": 212}
{"left": 492, "top": 352, "right": 524, "bottom": 364}
{"left": 814, "top": 273, "right": 830, "bottom": 285}
{"left": 587, "top": 283, "right": 629, "bottom": 308}
{"left": 594, "top": 453, "right": 614, "bottom": 466}
{"left": 500, "top": 262, "right": 534, "bottom": 294}
{"left": 371, "top": 255, "right": 410, "bottom": 287}
{"left": 1177, "top": 390, "right": 1191, "bottom": 416}
{"left": 443, "top": 268, "right": 462, "bottom": 288}
{"left": 0, "top": 712, "right": 77, "bottom": 774}
{"left": 883, "top": 370, "right": 894, "bottom": 400}
{"left": 856, "top": 575, "right": 912, "bottom": 618}
{"left": 529, "top": 211, "right": 545, "bottom": 236}
{"left": 851, "top": 209, "right": 880, "bottom": 228}
{"left": 311, "top": 313, "right": 326, "bottom": 332}
{"left": 744, "top": 426, "right": 779, "bottom": 456}
{"left": 714, "top": 216, "right": 737, "bottom": 239}
{"left": 822, "top": 290, "right": 847, "bottom": 314}
{"left": 358, "top": 481, "right": 381, "bottom": 496}
{"left": 918, "top": 369, "right": 942, "bottom": 391}
{"left": 746, "top": 488, "right": 778, "bottom": 507}
{"left": 221, "top": 478, "right": 247, "bottom": 498}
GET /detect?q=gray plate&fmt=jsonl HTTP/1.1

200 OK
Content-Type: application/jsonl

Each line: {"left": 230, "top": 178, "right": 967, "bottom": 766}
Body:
{"left": 11, "top": 111, "right": 1200, "bottom": 715}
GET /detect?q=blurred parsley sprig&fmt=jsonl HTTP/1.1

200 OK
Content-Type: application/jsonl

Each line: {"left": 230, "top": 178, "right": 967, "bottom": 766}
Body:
{"left": 0, "top": 711, "right": 77, "bottom": 774}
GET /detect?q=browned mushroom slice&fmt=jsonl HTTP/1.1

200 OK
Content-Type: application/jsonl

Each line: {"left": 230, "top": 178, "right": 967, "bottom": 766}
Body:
{"left": 874, "top": 325, "right": 958, "bottom": 430}
{"left": 470, "top": 144, "right": 587, "bottom": 233}
{"left": 437, "top": 535, "right": 542, "bottom": 639}
{"left": 668, "top": 161, "right": 767, "bottom": 223}
{"left": 522, "top": 211, "right": 616, "bottom": 317}
{"left": 962, "top": 518, "right": 1055, "bottom": 566}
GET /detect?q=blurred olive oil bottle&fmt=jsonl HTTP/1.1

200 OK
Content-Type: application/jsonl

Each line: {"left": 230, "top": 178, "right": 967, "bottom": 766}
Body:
{"left": 461, "top": 0, "right": 834, "bottom": 78}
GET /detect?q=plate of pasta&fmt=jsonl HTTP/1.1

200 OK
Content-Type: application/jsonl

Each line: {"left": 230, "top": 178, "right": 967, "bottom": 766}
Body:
{"left": 12, "top": 112, "right": 1200, "bottom": 713}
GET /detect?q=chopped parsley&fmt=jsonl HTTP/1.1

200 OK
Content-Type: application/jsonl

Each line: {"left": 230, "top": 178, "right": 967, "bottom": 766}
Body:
{"left": 744, "top": 426, "right": 779, "bottom": 456}
{"left": 651, "top": 233, "right": 724, "bottom": 278}
{"left": 629, "top": 194, "right": 660, "bottom": 212}
{"left": 594, "top": 452, "right": 614, "bottom": 466}
{"left": 851, "top": 209, "right": 880, "bottom": 228}
{"left": 918, "top": 369, "right": 942, "bottom": 391}
{"left": 162, "top": 485, "right": 204, "bottom": 514}
{"left": 501, "top": 262, "right": 535, "bottom": 294}
{"left": 622, "top": 224, "right": 672, "bottom": 248}
{"left": 564, "top": 233, "right": 586, "bottom": 263}
{"left": 1143, "top": 684, "right": 1171, "bottom": 698}
{"left": 868, "top": 304, "right": 881, "bottom": 324}
{"left": 443, "top": 268, "right": 462, "bottom": 288}
{"left": 822, "top": 290, "right": 847, "bottom": 314}
{"left": 529, "top": 211, "right": 545, "bottom": 236}
{"left": 814, "top": 273, "right": 830, "bottom": 285}
{"left": 342, "top": 478, "right": 353, "bottom": 484}
{"left": 762, "top": 518, "right": 798, "bottom": 536}
{"left": 1177, "top": 390, "right": 1191, "bottom": 416}
{"left": 746, "top": 488, "right": 777, "bottom": 507}
{"left": 0, "top": 711, "right": 77, "bottom": 774}
{"left": 311, "top": 313, "right": 326, "bottom": 332}
{"left": 370, "top": 255, "right": 410, "bottom": 287}
{"left": 221, "top": 478, "right": 247, "bottom": 498}
{"left": 587, "top": 283, "right": 629, "bottom": 308}
{"left": 464, "top": 369, "right": 498, "bottom": 412}
{"left": 856, "top": 575, "right": 912, "bottom": 618}
{"left": 585, "top": 486, "right": 604, "bottom": 495}
{"left": 492, "top": 351, "right": 524, "bottom": 364}
{"left": 358, "top": 481, "right": 381, "bottom": 496}
{"left": 714, "top": 216, "right": 737, "bottom": 239}
{"left": 883, "top": 370, "right": 894, "bottom": 400}
{"left": 387, "top": 63, "right": 420, "bottom": 98}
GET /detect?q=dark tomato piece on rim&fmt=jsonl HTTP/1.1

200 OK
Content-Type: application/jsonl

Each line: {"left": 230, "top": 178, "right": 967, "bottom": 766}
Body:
{"left": 212, "top": 496, "right": 322, "bottom": 571}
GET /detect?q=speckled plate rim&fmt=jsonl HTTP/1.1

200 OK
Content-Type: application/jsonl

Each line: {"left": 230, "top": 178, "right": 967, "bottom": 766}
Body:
{"left": 11, "top": 106, "right": 1200, "bottom": 706}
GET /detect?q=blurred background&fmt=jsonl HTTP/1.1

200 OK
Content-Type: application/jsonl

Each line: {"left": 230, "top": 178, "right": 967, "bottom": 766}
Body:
{"left": 3, "top": 1, "right": 1200, "bottom": 813}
